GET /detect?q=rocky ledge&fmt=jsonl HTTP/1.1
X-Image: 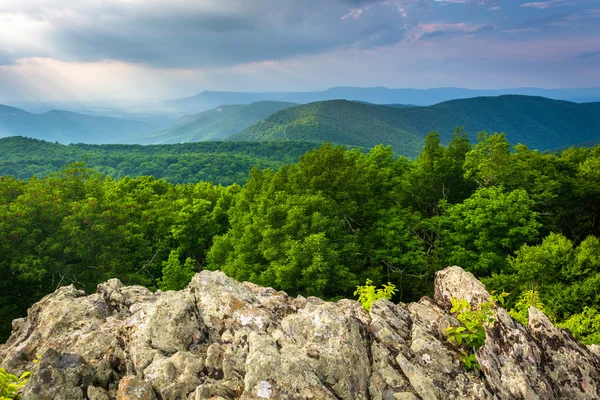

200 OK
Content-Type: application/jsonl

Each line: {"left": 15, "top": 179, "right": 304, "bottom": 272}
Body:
{"left": 2, "top": 266, "right": 600, "bottom": 400}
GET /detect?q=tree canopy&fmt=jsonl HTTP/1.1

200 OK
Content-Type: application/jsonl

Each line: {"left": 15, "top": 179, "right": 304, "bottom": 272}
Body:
{"left": 1, "top": 132, "right": 600, "bottom": 344}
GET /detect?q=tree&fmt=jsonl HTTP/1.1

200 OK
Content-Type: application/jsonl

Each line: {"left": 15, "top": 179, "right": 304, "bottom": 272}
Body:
{"left": 158, "top": 251, "right": 196, "bottom": 291}
{"left": 440, "top": 186, "right": 541, "bottom": 276}
{"left": 207, "top": 144, "right": 408, "bottom": 299}
{"left": 406, "top": 130, "right": 474, "bottom": 217}
{"left": 509, "top": 233, "right": 600, "bottom": 320}
{"left": 464, "top": 132, "right": 511, "bottom": 187}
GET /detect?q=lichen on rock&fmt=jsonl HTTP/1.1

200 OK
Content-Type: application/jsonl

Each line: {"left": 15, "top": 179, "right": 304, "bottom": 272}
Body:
{"left": 2, "top": 266, "right": 600, "bottom": 399}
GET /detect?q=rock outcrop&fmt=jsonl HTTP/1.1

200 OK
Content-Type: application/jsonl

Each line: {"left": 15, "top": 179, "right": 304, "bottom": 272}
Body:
{"left": 2, "top": 266, "right": 600, "bottom": 399}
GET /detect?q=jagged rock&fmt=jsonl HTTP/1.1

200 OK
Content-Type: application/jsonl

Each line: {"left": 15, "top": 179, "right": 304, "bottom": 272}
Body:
{"left": 527, "top": 307, "right": 600, "bottom": 399}
{"left": 116, "top": 376, "right": 157, "bottom": 400}
{"left": 590, "top": 344, "right": 600, "bottom": 358}
{"left": 434, "top": 265, "right": 490, "bottom": 309}
{"left": 2, "top": 267, "right": 600, "bottom": 399}
{"left": 88, "top": 386, "right": 110, "bottom": 400}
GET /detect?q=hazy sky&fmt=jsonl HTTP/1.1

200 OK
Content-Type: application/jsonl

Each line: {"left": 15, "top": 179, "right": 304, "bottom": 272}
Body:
{"left": 0, "top": 0, "right": 599, "bottom": 102}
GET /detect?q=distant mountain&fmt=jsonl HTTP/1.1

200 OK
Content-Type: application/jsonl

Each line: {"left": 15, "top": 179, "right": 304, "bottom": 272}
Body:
{"left": 384, "top": 104, "right": 417, "bottom": 109}
{"left": 230, "top": 100, "right": 425, "bottom": 157}
{"left": 144, "top": 101, "right": 296, "bottom": 144}
{"left": 0, "top": 105, "right": 158, "bottom": 144}
{"left": 151, "top": 86, "right": 600, "bottom": 114}
{"left": 230, "top": 95, "right": 600, "bottom": 157}
{"left": 10, "top": 102, "right": 177, "bottom": 128}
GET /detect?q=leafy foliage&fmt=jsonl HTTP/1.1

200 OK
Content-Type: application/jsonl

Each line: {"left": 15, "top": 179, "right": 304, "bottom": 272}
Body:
{"left": 440, "top": 186, "right": 541, "bottom": 276}
{"left": 446, "top": 292, "right": 508, "bottom": 369}
{"left": 0, "top": 137, "right": 319, "bottom": 185}
{"left": 0, "top": 163, "right": 233, "bottom": 341}
{"left": 158, "top": 251, "right": 196, "bottom": 291}
{"left": 508, "top": 288, "right": 546, "bottom": 325}
{"left": 558, "top": 307, "right": 600, "bottom": 345}
{"left": 2, "top": 131, "right": 600, "bottom": 347}
{"left": 0, "top": 368, "right": 30, "bottom": 400}
{"left": 354, "top": 279, "right": 397, "bottom": 311}
{"left": 206, "top": 143, "right": 427, "bottom": 299}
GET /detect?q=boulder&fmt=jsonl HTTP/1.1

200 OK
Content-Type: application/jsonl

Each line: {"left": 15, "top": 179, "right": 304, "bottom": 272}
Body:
{"left": 1, "top": 266, "right": 599, "bottom": 399}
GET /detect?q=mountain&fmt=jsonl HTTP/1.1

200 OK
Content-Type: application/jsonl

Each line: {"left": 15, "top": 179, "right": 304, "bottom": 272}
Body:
{"left": 231, "top": 95, "right": 600, "bottom": 157}
{"left": 150, "top": 86, "right": 600, "bottom": 114}
{"left": 144, "top": 101, "right": 296, "bottom": 144}
{"left": 384, "top": 104, "right": 417, "bottom": 109}
{"left": 0, "top": 105, "right": 159, "bottom": 144}
{"left": 230, "top": 100, "right": 425, "bottom": 157}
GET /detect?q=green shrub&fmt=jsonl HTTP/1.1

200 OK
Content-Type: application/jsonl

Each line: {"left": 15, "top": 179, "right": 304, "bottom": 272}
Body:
{"left": 508, "top": 289, "right": 546, "bottom": 325}
{"left": 0, "top": 368, "right": 30, "bottom": 400}
{"left": 558, "top": 307, "right": 600, "bottom": 345}
{"left": 354, "top": 279, "right": 396, "bottom": 311}
{"left": 446, "top": 292, "right": 508, "bottom": 369}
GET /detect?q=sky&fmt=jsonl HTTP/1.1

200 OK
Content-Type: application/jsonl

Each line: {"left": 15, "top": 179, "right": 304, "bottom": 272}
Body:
{"left": 0, "top": 0, "right": 599, "bottom": 102}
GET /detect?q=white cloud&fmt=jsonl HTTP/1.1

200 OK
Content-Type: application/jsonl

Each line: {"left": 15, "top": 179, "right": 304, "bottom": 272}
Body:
{"left": 0, "top": 0, "right": 412, "bottom": 68}
{"left": 504, "top": 28, "right": 540, "bottom": 34}
{"left": 342, "top": 8, "right": 364, "bottom": 19}
{"left": 520, "top": 0, "right": 564, "bottom": 9}
{"left": 404, "top": 23, "right": 490, "bottom": 41}
{"left": 434, "top": 0, "right": 492, "bottom": 4}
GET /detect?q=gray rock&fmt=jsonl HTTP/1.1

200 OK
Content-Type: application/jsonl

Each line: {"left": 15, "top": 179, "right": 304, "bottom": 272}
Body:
{"left": 87, "top": 386, "right": 110, "bottom": 400}
{"left": 21, "top": 348, "right": 90, "bottom": 400}
{"left": 434, "top": 265, "right": 490, "bottom": 310}
{"left": 2, "top": 266, "right": 600, "bottom": 399}
{"left": 528, "top": 307, "right": 600, "bottom": 399}
{"left": 117, "top": 375, "right": 157, "bottom": 400}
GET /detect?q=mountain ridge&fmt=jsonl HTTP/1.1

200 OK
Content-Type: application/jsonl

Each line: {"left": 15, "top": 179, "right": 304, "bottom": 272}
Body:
{"left": 231, "top": 95, "right": 600, "bottom": 156}
{"left": 152, "top": 86, "right": 600, "bottom": 114}
{"left": 0, "top": 105, "right": 159, "bottom": 144}
{"left": 145, "top": 101, "right": 297, "bottom": 144}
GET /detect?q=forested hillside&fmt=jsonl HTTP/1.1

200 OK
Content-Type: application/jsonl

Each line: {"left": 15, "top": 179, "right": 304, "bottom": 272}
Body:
{"left": 145, "top": 101, "right": 296, "bottom": 144}
{"left": 231, "top": 100, "right": 425, "bottom": 157}
{"left": 232, "top": 96, "right": 600, "bottom": 155}
{"left": 0, "top": 105, "right": 158, "bottom": 144}
{"left": 0, "top": 136, "right": 319, "bottom": 185}
{"left": 1, "top": 132, "right": 600, "bottom": 344}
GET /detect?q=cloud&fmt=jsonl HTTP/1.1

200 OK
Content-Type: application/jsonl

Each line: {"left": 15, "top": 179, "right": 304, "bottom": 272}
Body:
{"left": 1, "top": 0, "right": 599, "bottom": 102}
{"left": 0, "top": 51, "right": 17, "bottom": 66}
{"left": 434, "top": 0, "right": 496, "bottom": 5}
{"left": 520, "top": 0, "right": 565, "bottom": 9}
{"left": 0, "top": 0, "right": 413, "bottom": 68}
{"left": 342, "top": 8, "right": 365, "bottom": 20}
{"left": 404, "top": 23, "right": 493, "bottom": 41}
{"left": 504, "top": 28, "right": 540, "bottom": 34}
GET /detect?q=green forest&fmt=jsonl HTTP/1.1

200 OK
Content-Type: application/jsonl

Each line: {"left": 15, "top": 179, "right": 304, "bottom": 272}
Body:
{"left": 0, "top": 137, "right": 319, "bottom": 185}
{"left": 232, "top": 96, "right": 600, "bottom": 156}
{"left": 147, "top": 101, "right": 297, "bottom": 143}
{"left": 1, "top": 131, "right": 600, "bottom": 345}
